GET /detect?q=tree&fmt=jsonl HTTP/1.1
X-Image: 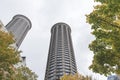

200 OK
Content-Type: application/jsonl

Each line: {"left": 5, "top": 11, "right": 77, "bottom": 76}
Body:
{"left": 86, "top": 0, "right": 120, "bottom": 76}
{"left": 0, "top": 24, "right": 37, "bottom": 79}
{"left": 60, "top": 73, "right": 92, "bottom": 80}
{"left": 14, "top": 66, "right": 38, "bottom": 80}
{"left": 0, "top": 24, "right": 20, "bottom": 79}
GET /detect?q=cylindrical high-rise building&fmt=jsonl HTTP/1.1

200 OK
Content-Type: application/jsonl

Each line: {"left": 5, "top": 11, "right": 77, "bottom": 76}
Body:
{"left": 45, "top": 22, "right": 77, "bottom": 80}
{"left": 5, "top": 15, "right": 31, "bottom": 48}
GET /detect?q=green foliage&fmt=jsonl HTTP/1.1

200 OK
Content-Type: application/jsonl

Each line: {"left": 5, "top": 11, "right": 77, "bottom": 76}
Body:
{"left": 14, "top": 66, "right": 38, "bottom": 80}
{"left": 86, "top": 0, "right": 120, "bottom": 76}
{"left": 0, "top": 25, "right": 20, "bottom": 80}
{"left": 0, "top": 25, "right": 38, "bottom": 80}
{"left": 94, "top": 0, "right": 120, "bottom": 4}
{"left": 60, "top": 73, "right": 92, "bottom": 80}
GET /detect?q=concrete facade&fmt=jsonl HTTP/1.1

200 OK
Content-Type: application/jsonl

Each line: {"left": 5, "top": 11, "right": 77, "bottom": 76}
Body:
{"left": 5, "top": 15, "right": 31, "bottom": 48}
{"left": 45, "top": 22, "right": 77, "bottom": 80}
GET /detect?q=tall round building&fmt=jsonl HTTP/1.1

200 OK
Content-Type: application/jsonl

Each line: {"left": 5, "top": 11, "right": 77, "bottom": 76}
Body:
{"left": 5, "top": 15, "right": 31, "bottom": 48}
{"left": 45, "top": 22, "right": 77, "bottom": 80}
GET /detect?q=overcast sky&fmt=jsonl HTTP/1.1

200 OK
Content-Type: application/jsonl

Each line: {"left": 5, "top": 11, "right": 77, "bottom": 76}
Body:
{"left": 0, "top": 0, "right": 107, "bottom": 80}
